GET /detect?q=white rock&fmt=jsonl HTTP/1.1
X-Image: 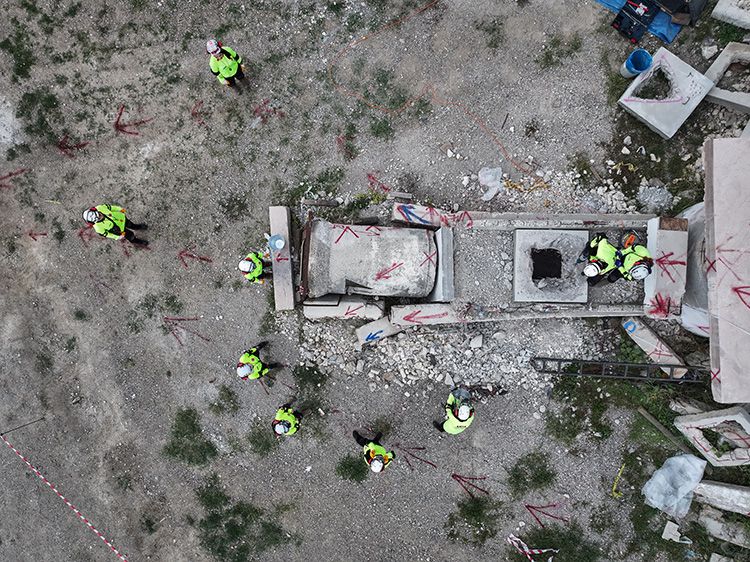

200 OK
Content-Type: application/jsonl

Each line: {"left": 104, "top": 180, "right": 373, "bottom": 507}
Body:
{"left": 469, "top": 335, "right": 483, "bottom": 348}
{"left": 621, "top": 147, "right": 631, "bottom": 155}
{"left": 623, "top": 135, "right": 632, "bottom": 145}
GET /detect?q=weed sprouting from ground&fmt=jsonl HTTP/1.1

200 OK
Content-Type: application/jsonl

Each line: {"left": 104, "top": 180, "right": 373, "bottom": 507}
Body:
{"left": 536, "top": 33, "right": 583, "bottom": 69}
{"left": 473, "top": 19, "right": 504, "bottom": 49}
{"left": 246, "top": 422, "right": 280, "bottom": 457}
{"left": 508, "top": 522, "right": 601, "bottom": 562}
{"left": 16, "top": 87, "right": 63, "bottom": 143}
{"left": 193, "top": 473, "right": 294, "bottom": 559}
{"left": 616, "top": 333, "right": 649, "bottom": 363}
{"left": 335, "top": 453, "right": 368, "bottom": 483}
{"left": 370, "top": 117, "right": 395, "bottom": 140}
{"left": 162, "top": 408, "right": 218, "bottom": 465}
{"left": 507, "top": 452, "right": 556, "bottom": 497}
{"left": 208, "top": 385, "right": 240, "bottom": 415}
{"left": 445, "top": 496, "right": 502, "bottom": 546}
{"left": 73, "top": 309, "right": 90, "bottom": 321}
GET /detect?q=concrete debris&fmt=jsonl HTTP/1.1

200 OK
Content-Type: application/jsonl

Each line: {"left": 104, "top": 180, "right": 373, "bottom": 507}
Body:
{"left": 699, "top": 506, "right": 750, "bottom": 549}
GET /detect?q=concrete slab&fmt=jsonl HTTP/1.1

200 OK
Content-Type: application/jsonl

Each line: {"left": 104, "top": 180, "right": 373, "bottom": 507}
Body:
{"left": 268, "top": 206, "right": 295, "bottom": 311}
{"left": 700, "top": 506, "right": 750, "bottom": 548}
{"left": 674, "top": 407, "right": 750, "bottom": 466}
{"left": 709, "top": 555, "right": 734, "bottom": 562}
{"left": 712, "top": 0, "right": 750, "bottom": 30}
{"left": 514, "top": 230, "right": 588, "bottom": 303}
{"left": 707, "top": 87, "right": 750, "bottom": 114}
{"left": 392, "top": 203, "right": 653, "bottom": 230}
{"left": 644, "top": 217, "right": 688, "bottom": 319}
{"left": 427, "top": 227, "right": 454, "bottom": 303}
{"left": 303, "top": 296, "right": 384, "bottom": 321}
{"left": 618, "top": 47, "right": 714, "bottom": 139}
{"left": 305, "top": 220, "right": 436, "bottom": 299}
{"left": 622, "top": 317, "right": 688, "bottom": 377}
{"left": 694, "top": 480, "right": 750, "bottom": 516}
{"left": 703, "top": 138, "right": 750, "bottom": 403}
{"left": 705, "top": 42, "right": 750, "bottom": 85}
{"left": 390, "top": 303, "right": 464, "bottom": 326}
{"left": 355, "top": 317, "right": 402, "bottom": 346}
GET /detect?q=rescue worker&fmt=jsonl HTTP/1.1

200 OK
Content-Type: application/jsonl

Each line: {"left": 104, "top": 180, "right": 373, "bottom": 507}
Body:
{"left": 434, "top": 388, "right": 475, "bottom": 434}
{"left": 82, "top": 205, "right": 148, "bottom": 247}
{"left": 237, "top": 342, "right": 281, "bottom": 380}
{"left": 580, "top": 233, "right": 619, "bottom": 286}
{"left": 207, "top": 39, "right": 245, "bottom": 92}
{"left": 272, "top": 403, "right": 301, "bottom": 436}
{"left": 610, "top": 243, "right": 652, "bottom": 282}
{"left": 239, "top": 252, "right": 272, "bottom": 285}
{"left": 353, "top": 430, "right": 395, "bottom": 473}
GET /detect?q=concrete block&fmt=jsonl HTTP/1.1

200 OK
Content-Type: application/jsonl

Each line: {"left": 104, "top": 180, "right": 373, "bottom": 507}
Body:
{"left": 268, "top": 206, "right": 295, "bottom": 311}
{"left": 695, "top": 480, "right": 750, "bottom": 515}
{"left": 709, "top": 554, "right": 734, "bottom": 562}
{"left": 427, "top": 227, "right": 454, "bottom": 303}
{"left": 303, "top": 294, "right": 341, "bottom": 306}
{"left": 674, "top": 407, "right": 750, "bottom": 466}
{"left": 644, "top": 217, "right": 688, "bottom": 319}
{"left": 706, "top": 87, "right": 750, "bottom": 115}
{"left": 743, "top": 119, "right": 750, "bottom": 138}
{"left": 303, "top": 296, "right": 384, "bottom": 321}
{"left": 618, "top": 48, "right": 714, "bottom": 139}
{"left": 705, "top": 43, "right": 750, "bottom": 85}
{"left": 622, "top": 317, "right": 688, "bottom": 377}
{"left": 356, "top": 317, "right": 402, "bottom": 346}
{"left": 712, "top": 0, "right": 750, "bottom": 30}
{"left": 390, "top": 304, "right": 464, "bottom": 326}
{"left": 513, "top": 229, "right": 588, "bottom": 304}
{"left": 703, "top": 138, "right": 750, "bottom": 403}
{"left": 700, "top": 506, "right": 750, "bottom": 549}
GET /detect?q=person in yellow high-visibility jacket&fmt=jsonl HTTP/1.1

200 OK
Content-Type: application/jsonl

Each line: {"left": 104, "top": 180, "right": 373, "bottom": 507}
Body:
{"left": 207, "top": 39, "right": 245, "bottom": 92}
{"left": 272, "top": 404, "right": 301, "bottom": 436}
{"left": 434, "top": 388, "right": 474, "bottom": 434}
{"left": 82, "top": 205, "right": 148, "bottom": 247}
{"left": 353, "top": 430, "right": 395, "bottom": 473}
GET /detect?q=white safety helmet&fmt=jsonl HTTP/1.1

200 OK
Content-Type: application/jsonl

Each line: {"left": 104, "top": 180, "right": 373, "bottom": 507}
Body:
{"left": 206, "top": 39, "right": 221, "bottom": 56}
{"left": 238, "top": 258, "right": 252, "bottom": 273}
{"left": 369, "top": 455, "right": 385, "bottom": 473}
{"left": 237, "top": 363, "right": 252, "bottom": 379}
{"left": 457, "top": 404, "right": 473, "bottom": 421}
{"left": 274, "top": 421, "right": 290, "bottom": 435}
{"left": 582, "top": 262, "right": 602, "bottom": 277}
{"left": 83, "top": 208, "right": 99, "bottom": 223}
{"left": 629, "top": 262, "right": 650, "bottom": 280}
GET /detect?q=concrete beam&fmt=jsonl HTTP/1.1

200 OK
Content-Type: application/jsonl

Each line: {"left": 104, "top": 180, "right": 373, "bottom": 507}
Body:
{"left": 704, "top": 42, "right": 750, "bottom": 85}
{"left": 427, "top": 227, "right": 455, "bottom": 303}
{"left": 390, "top": 304, "right": 464, "bottom": 326}
{"left": 706, "top": 87, "right": 750, "bottom": 115}
{"left": 355, "top": 317, "right": 402, "bottom": 346}
{"left": 712, "top": 0, "right": 750, "bottom": 30}
{"left": 643, "top": 217, "right": 688, "bottom": 319}
{"left": 622, "top": 317, "right": 688, "bottom": 377}
{"left": 699, "top": 506, "right": 750, "bottom": 549}
{"left": 674, "top": 407, "right": 750, "bottom": 466}
{"left": 268, "top": 206, "right": 295, "bottom": 311}
{"left": 618, "top": 47, "right": 713, "bottom": 139}
{"left": 694, "top": 480, "right": 750, "bottom": 516}
{"left": 303, "top": 296, "right": 384, "bottom": 321}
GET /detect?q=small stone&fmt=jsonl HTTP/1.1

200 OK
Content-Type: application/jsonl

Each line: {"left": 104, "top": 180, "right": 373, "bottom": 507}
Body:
{"left": 621, "top": 147, "right": 631, "bottom": 155}
{"left": 623, "top": 135, "right": 632, "bottom": 146}
{"left": 533, "top": 412, "right": 541, "bottom": 420}
{"left": 469, "top": 335, "right": 483, "bottom": 348}
{"left": 368, "top": 382, "right": 377, "bottom": 392}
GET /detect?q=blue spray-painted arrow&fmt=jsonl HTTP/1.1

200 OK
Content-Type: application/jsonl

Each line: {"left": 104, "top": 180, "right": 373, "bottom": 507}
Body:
{"left": 398, "top": 205, "right": 429, "bottom": 224}
{"left": 365, "top": 330, "right": 383, "bottom": 342}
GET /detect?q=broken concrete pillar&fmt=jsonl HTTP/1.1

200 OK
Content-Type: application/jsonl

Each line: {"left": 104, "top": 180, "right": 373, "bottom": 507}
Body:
{"left": 303, "top": 295, "right": 384, "bottom": 321}
{"left": 427, "top": 227, "right": 455, "bottom": 303}
{"left": 618, "top": 47, "right": 714, "bottom": 139}
{"left": 622, "top": 317, "right": 688, "bottom": 377}
{"left": 269, "top": 206, "right": 295, "bottom": 311}
{"left": 705, "top": 43, "right": 750, "bottom": 115}
{"left": 355, "top": 317, "right": 402, "bottom": 346}
{"left": 712, "top": 0, "right": 750, "bottom": 30}
{"left": 699, "top": 505, "right": 750, "bottom": 548}
{"left": 694, "top": 480, "right": 750, "bottom": 516}
{"left": 674, "top": 407, "right": 750, "bottom": 466}
{"left": 390, "top": 303, "right": 464, "bottom": 326}
{"left": 643, "top": 217, "right": 688, "bottom": 319}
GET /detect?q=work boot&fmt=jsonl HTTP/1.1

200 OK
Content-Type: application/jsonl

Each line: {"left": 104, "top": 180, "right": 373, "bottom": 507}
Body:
{"left": 266, "top": 362, "right": 281, "bottom": 370}
{"left": 130, "top": 223, "right": 148, "bottom": 230}
{"left": 433, "top": 421, "right": 445, "bottom": 432}
{"left": 132, "top": 238, "right": 149, "bottom": 247}
{"left": 256, "top": 341, "right": 269, "bottom": 351}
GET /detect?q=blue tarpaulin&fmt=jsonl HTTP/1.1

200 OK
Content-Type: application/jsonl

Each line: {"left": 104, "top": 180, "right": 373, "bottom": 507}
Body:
{"left": 594, "top": 0, "right": 683, "bottom": 43}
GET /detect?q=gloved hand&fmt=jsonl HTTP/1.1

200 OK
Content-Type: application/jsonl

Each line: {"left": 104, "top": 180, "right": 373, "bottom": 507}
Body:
{"left": 241, "top": 65, "right": 245, "bottom": 70}
{"left": 615, "top": 259, "right": 622, "bottom": 267}
{"left": 222, "top": 79, "right": 230, "bottom": 85}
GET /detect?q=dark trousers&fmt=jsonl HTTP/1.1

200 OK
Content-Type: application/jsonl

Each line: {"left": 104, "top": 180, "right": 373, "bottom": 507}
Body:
{"left": 353, "top": 431, "right": 382, "bottom": 447}
{"left": 122, "top": 218, "right": 145, "bottom": 244}
{"left": 226, "top": 66, "right": 245, "bottom": 86}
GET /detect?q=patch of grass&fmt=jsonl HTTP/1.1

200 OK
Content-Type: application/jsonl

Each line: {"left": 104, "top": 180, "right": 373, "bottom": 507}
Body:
{"left": 51, "top": 218, "right": 65, "bottom": 243}
{"left": 73, "top": 309, "right": 90, "bottom": 321}
{"left": 0, "top": 21, "right": 35, "bottom": 80}
{"left": 194, "top": 473, "right": 294, "bottom": 560}
{"left": 715, "top": 21, "right": 745, "bottom": 44}
{"left": 36, "top": 348, "right": 53, "bottom": 375}
{"left": 508, "top": 522, "right": 601, "bottom": 562}
{"left": 616, "top": 333, "right": 649, "bottom": 363}
{"left": 371, "top": 416, "right": 394, "bottom": 438}
{"left": 140, "top": 514, "right": 158, "bottom": 534}
{"left": 208, "top": 385, "right": 240, "bottom": 415}
{"left": 162, "top": 408, "right": 218, "bottom": 466}
{"left": 64, "top": 336, "right": 77, "bottom": 353}
{"left": 335, "top": 453, "right": 368, "bottom": 483}
{"left": 473, "top": 18, "right": 504, "bottom": 49}
{"left": 507, "top": 452, "right": 556, "bottom": 497}
{"left": 536, "top": 33, "right": 582, "bottom": 69}
{"left": 445, "top": 496, "right": 503, "bottom": 546}
{"left": 292, "top": 362, "right": 329, "bottom": 416}
{"left": 568, "top": 151, "right": 595, "bottom": 188}
{"left": 137, "top": 292, "right": 184, "bottom": 318}
{"left": 246, "top": 422, "right": 280, "bottom": 457}
{"left": 16, "top": 87, "right": 63, "bottom": 144}
{"left": 218, "top": 192, "right": 250, "bottom": 217}
{"left": 370, "top": 117, "right": 394, "bottom": 140}
{"left": 116, "top": 474, "right": 132, "bottom": 491}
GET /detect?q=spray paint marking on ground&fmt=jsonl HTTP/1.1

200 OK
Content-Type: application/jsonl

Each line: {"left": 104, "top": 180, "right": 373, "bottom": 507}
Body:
{"left": 113, "top": 105, "right": 153, "bottom": 135}
{"left": 57, "top": 135, "right": 89, "bottom": 158}
{"left": 0, "top": 169, "right": 26, "bottom": 189}
{"left": 178, "top": 245, "right": 213, "bottom": 267}
{"left": 162, "top": 317, "right": 210, "bottom": 347}
{"left": 451, "top": 473, "right": 489, "bottom": 498}
{"left": 1, "top": 435, "right": 129, "bottom": 562}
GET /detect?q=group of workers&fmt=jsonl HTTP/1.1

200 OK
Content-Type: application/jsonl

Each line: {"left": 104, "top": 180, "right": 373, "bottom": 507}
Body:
{"left": 580, "top": 232, "right": 653, "bottom": 286}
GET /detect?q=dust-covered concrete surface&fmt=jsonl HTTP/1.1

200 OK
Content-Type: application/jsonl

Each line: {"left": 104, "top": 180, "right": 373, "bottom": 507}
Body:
{"left": 1, "top": 0, "right": 747, "bottom": 560}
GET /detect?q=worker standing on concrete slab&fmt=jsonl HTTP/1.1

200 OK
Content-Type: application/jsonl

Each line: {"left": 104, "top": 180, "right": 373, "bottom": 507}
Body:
{"left": 82, "top": 205, "right": 148, "bottom": 247}
{"left": 353, "top": 430, "right": 395, "bottom": 472}
{"left": 272, "top": 403, "right": 302, "bottom": 436}
{"left": 238, "top": 252, "right": 272, "bottom": 285}
{"left": 237, "top": 342, "right": 280, "bottom": 380}
{"left": 611, "top": 244, "right": 653, "bottom": 282}
{"left": 207, "top": 39, "right": 246, "bottom": 93}
{"left": 580, "top": 233, "right": 619, "bottom": 286}
{"left": 434, "top": 388, "right": 475, "bottom": 434}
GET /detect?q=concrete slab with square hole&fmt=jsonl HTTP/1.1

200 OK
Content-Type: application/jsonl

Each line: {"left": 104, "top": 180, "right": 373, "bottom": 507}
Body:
{"left": 513, "top": 229, "right": 589, "bottom": 303}
{"left": 618, "top": 47, "right": 714, "bottom": 139}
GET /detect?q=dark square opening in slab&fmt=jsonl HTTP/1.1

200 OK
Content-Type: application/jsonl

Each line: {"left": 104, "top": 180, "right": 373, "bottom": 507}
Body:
{"left": 531, "top": 248, "right": 562, "bottom": 280}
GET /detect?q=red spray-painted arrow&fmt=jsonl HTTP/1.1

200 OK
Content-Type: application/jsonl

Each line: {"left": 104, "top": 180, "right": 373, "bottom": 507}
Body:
{"left": 402, "top": 310, "right": 449, "bottom": 324}
{"left": 28, "top": 231, "right": 47, "bottom": 241}
{"left": 114, "top": 105, "right": 153, "bottom": 135}
{"left": 57, "top": 135, "right": 89, "bottom": 158}
{"left": 178, "top": 245, "right": 212, "bottom": 267}
{"left": 0, "top": 169, "right": 25, "bottom": 189}
{"left": 451, "top": 473, "right": 489, "bottom": 498}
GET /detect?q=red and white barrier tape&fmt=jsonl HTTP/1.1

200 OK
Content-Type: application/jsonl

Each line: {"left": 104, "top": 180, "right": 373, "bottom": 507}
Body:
{"left": 1, "top": 435, "right": 129, "bottom": 562}
{"left": 507, "top": 533, "right": 557, "bottom": 562}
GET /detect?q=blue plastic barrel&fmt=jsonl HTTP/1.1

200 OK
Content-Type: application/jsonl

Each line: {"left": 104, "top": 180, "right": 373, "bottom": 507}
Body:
{"left": 620, "top": 49, "right": 652, "bottom": 78}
